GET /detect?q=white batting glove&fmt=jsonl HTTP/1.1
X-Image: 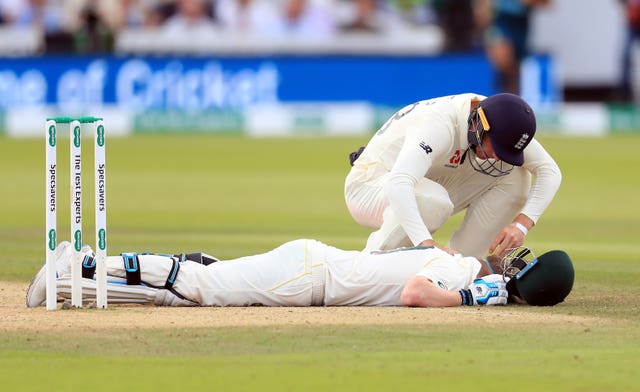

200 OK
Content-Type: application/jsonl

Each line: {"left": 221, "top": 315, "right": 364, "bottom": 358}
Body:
{"left": 459, "top": 277, "right": 508, "bottom": 306}
{"left": 479, "top": 273, "right": 510, "bottom": 284}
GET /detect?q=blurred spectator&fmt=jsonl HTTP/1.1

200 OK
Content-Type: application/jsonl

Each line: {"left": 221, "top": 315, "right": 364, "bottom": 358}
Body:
{"left": 216, "top": 0, "right": 281, "bottom": 37}
{"left": 271, "top": 0, "right": 337, "bottom": 39}
{"left": 432, "top": 0, "right": 478, "bottom": 52}
{"left": 6, "top": 0, "right": 73, "bottom": 53}
{"left": 12, "top": 0, "right": 65, "bottom": 33}
{"left": 0, "top": 0, "right": 24, "bottom": 24}
{"left": 161, "top": 0, "right": 219, "bottom": 35}
{"left": 384, "top": 0, "right": 435, "bottom": 30}
{"left": 475, "top": 0, "right": 550, "bottom": 94}
{"left": 107, "top": 0, "right": 151, "bottom": 31}
{"left": 339, "top": 0, "right": 381, "bottom": 33}
{"left": 618, "top": 0, "right": 640, "bottom": 102}
{"left": 145, "top": 1, "right": 178, "bottom": 27}
{"left": 73, "top": 1, "right": 113, "bottom": 53}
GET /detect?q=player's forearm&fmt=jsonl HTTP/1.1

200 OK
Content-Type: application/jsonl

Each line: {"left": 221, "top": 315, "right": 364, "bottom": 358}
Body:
{"left": 401, "top": 276, "right": 462, "bottom": 307}
{"left": 521, "top": 174, "right": 561, "bottom": 223}
{"left": 522, "top": 144, "right": 562, "bottom": 223}
{"left": 385, "top": 174, "right": 433, "bottom": 245}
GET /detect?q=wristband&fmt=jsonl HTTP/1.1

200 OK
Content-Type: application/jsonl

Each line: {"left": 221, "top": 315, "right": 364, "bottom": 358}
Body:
{"left": 514, "top": 222, "right": 528, "bottom": 236}
{"left": 459, "top": 289, "right": 473, "bottom": 306}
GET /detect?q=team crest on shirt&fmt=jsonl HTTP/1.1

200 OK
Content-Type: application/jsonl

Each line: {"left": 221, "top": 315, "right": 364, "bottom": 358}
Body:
{"left": 437, "top": 281, "right": 448, "bottom": 290}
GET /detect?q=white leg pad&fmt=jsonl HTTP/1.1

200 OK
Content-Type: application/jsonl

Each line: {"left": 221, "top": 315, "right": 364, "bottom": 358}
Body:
{"left": 57, "top": 277, "right": 158, "bottom": 304}
{"left": 56, "top": 277, "right": 198, "bottom": 306}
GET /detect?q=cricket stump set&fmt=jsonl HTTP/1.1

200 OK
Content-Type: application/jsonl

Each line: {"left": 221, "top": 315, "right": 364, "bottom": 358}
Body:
{"left": 45, "top": 117, "right": 107, "bottom": 310}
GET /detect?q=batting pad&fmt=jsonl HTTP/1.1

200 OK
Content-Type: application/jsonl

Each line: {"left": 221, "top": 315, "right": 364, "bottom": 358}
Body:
{"left": 56, "top": 277, "right": 197, "bottom": 306}
{"left": 57, "top": 277, "right": 157, "bottom": 304}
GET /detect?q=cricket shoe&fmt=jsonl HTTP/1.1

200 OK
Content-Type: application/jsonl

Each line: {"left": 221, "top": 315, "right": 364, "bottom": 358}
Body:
{"left": 81, "top": 243, "right": 96, "bottom": 260}
{"left": 26, "top": 241, "right": 75, "bottom": 308}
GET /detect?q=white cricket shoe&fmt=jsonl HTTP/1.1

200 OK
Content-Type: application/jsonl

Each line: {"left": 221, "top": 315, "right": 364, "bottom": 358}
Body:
{"left": 25, "top": 241, "right": 74, "bottom": 308}
{"left": 81, "top": 243, "right": 95, "bottom": 259}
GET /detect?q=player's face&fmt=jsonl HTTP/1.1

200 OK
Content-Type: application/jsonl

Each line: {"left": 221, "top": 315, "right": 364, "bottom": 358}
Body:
{"left": 473, "top": 135, "right": 501, "bottom": 161}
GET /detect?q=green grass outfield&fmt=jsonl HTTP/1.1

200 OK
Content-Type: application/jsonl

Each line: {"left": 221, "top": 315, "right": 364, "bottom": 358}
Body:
{"left": 1, "top": 133, "right": 639, "bottom": 391}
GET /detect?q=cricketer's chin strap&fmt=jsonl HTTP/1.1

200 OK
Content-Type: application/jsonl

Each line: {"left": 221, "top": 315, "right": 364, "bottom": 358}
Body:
{"left": 57, "top": 251, "right": 218, "bottom": 307}
{"left": 482, "top": 258, "right": 495, "bottom": 274}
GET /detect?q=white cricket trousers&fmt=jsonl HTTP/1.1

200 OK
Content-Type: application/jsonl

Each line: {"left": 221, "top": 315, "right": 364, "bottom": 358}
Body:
{"left": 345, "top": 166, "right": 531, "bottom": 258}
{"left": 106, "top": 239, "right": 330, "bottom": 306}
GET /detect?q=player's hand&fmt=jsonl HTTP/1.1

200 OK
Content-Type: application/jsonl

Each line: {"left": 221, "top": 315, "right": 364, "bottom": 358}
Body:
{"left": 469, "top": 278, "right": 508, "bottom": 306}
{"left": 419, "top": 239, "right": 459, "bottom": 255}
{"left": 489, "top": 223, "right": 526, "bottom": 257}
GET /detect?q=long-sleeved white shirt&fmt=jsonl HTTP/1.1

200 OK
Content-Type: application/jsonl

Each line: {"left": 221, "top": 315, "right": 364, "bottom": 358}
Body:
{"left": 354, "top": 93, "right": 561, "bottom": 245}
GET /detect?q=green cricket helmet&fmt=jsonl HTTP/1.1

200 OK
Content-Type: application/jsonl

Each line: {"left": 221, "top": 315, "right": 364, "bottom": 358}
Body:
{"left": 502, "top": 248, "right": 575, "bottom": 306}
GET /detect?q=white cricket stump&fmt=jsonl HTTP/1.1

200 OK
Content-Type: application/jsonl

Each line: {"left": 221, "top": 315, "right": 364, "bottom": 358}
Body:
{"left": 93, "top": 118, "right": 108, "bottom": 309}
{"left": 70, "top": 119, "right": 83, "bottom": 308}
{"left": 44, "top": 116, "right": 108, "bottom": 310}
{"left": 45, "top": 119, "right": 58, "bottom": 311}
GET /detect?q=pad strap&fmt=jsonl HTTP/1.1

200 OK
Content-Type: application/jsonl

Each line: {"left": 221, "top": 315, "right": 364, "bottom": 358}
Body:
{"left": 198, "top": 253, "right": 219, "bottom": 266}
{"left": 173, "top": 252, "right": 219, "bottom": 265}
{"left": 164, "top": 258, "right": 180, "bottom": 289}
{"left": 81, "top": 255, "right": 96, "bottom": 279}
{"left": 348, "top": 146, "right": 365, "bottom": 166}
{"left": 122, "top": 253, "right": 141, "bottom": 285}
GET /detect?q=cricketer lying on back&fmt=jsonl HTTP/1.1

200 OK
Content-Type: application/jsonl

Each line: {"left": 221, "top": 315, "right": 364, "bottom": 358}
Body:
{"left": 26, "top": 239, "right": 574, "bottom": 308}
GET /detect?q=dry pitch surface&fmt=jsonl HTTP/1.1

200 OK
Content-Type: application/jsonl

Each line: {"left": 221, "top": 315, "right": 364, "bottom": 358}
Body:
{"left": 1, "top": 281, "right": 605, "bottom": 331}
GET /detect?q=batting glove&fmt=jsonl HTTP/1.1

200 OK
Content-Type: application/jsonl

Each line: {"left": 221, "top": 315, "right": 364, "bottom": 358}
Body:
{"left": 459, "top": 277, "right": 508, "bottom": 306}
{"left": 478, "top": 273, "right": 510, "bottom": 284}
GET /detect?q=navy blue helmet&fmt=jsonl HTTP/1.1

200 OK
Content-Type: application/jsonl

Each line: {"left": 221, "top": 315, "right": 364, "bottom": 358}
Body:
{"left": 467, "top": 93, "right": 536, "bottom": 175}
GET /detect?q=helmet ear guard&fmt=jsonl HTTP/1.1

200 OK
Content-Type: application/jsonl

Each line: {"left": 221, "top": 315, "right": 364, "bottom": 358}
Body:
{"left": 501, "top": 247, "right": 575, "bottom": 306}
{"left": 467, "top": 106, "right": 488, "bottom": 148}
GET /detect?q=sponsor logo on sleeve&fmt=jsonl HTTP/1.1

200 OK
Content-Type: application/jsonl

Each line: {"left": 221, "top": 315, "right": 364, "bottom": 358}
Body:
{"left": 419, "top": 142, "right": 433, "bottom": 154}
